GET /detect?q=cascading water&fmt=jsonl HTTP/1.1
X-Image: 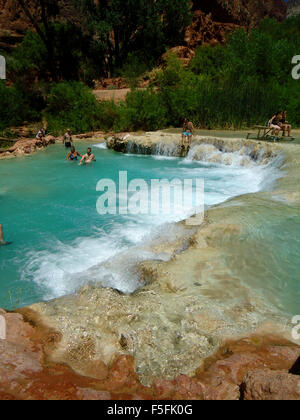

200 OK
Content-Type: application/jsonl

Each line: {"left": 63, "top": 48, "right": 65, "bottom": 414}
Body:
{"left": 0, "top": 139, "right": 285, "bottom": 310}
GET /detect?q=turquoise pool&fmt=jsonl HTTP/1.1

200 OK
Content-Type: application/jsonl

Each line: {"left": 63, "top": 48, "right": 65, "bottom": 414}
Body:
{"left": 0, "top": 141, "right": 297, "bottom": 314}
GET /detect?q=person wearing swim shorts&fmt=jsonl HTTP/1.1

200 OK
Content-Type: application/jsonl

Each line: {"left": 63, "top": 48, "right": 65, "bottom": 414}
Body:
{"left": 67, "top": 146, "right": 82, "bottom": 161}
{"left": 63, "top": 129, "right": 73, "bottom": 149}
{"left": 80, "top": 148, "right": 96, "bottom": 165}
{"left": 182, "top": 118, "right": 194, "bottom": 147}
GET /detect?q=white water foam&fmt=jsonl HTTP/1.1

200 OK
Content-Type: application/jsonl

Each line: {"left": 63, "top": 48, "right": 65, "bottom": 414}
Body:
{"left": 22, "top": 141, "right": 284, "bottom": 301}
{"left": 21, "top": 221, "right": 190, "bottom": 299}
{"left": 94, "top": 142, "right": 107, "bottom": 150}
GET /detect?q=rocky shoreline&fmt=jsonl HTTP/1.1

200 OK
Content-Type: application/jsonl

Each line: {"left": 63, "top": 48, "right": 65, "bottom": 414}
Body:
{"left": 0, "top": 135, "right": 56, "bottom": 159}
{"left": 0, "top": 131, "right": 107, "bottom": 159}
{"left": 1, "top": 132, "right": 299, "bottom": 400}
{"left": 0, "top": 308, "right": 299, "bottom": 400}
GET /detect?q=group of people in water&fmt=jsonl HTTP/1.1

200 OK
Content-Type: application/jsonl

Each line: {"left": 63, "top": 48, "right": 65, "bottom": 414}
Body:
{"left": 63, "top": 129, "right": 96, "bottom": 165}
{"left": 1, "top": 129, "right": 96, "bottom": 247}
{"left": 35, "top": 127, "right": 96, "bottom": 165}
{"left": 268, "top": 110, "right": 292, "bottom": 138}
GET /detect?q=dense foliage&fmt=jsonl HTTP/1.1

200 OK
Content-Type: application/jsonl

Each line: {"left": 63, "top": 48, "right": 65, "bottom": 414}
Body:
{"left": 75, "top": 0, "right": 192, "bottom": 75}
{"left": 1, "top": 14, "right": 300, "bottom": 133}
{"left": 45, "top": 82, "right": 102, "bottom": 135}
{"left": 0, "top": 82, "right": 42, "bottom": 132}
{"left": 99, "top": 16, "right": 300, "bottom": 131}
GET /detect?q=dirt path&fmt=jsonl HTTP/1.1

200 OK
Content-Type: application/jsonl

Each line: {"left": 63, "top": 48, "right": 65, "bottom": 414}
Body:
{"left": 93, "top": 88, "right": 132, "bottom": 102}
{"left": 93, "top": 87, "right": 149, "bottom": 102}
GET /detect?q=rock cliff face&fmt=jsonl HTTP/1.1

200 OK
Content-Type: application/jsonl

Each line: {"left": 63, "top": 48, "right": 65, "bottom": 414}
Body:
{"left": 0, "top": 0, "right": 287, "bottom": 51}
{"left": 0, "top": 0, "right": 29, "bottom": 50}
{"left": 187, "top": 0, "right": 287, "bottom": 47}
{"left": 0, "top": 0, "right": 82, "bottom": 51}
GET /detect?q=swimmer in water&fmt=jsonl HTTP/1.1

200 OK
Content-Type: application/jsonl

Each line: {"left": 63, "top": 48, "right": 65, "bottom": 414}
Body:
{"left": 0, "top": 224, "right": 11, "bottom": 246}
{"left": 79, "top": 148, "right": 96, "bottom": 165}
{"left": 67, "top": 146, "right": 82, "bottom": 161}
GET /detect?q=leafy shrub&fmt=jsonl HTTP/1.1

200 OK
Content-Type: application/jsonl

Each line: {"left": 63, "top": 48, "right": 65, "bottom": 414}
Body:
{"left": 115, "top": 89, "right": 168, "bottom": 132}
{"left": 45, "top": 81, "right": 102, "bottom": 135}
{"left": 0, "top": 82, "right": 42, "bottom": 131}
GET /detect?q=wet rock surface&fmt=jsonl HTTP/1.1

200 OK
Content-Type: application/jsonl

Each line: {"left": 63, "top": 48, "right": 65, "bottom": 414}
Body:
{"left": 106, "top": 131, "right": 282, "bottom": 163}
{"left": 0, "top": 136, "right": 55, "bottom": 159}
{"left": 0, "top": 130, "right": 107, "bottom": 159}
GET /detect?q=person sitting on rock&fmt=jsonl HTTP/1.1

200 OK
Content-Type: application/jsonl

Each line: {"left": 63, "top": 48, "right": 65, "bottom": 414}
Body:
{"left": 63, "top": 129, "right": 73, "bottom": 149}
{"left": 79, "top": 148, "right": 96, "bottom": 165}
{"left": 36, "top": 128, "right": 46, "bottom": 147}
{"left": 182, "top": 118, "right": 194, "bottom": 148}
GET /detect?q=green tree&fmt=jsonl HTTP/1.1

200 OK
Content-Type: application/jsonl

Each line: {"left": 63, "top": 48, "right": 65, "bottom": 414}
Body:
{"left": 15, "top": 0, "right": 60, "bottom": 81}
{"left": 75, "top": 0, "right": 191, "bottom": 74}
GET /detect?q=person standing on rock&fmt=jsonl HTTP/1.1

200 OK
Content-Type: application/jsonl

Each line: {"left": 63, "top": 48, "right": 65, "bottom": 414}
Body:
{"left": 182, "top": 118, "right": 194, "bottom": 148}
{"left": 63, "top": 129, "right": 73, "bottom": 149}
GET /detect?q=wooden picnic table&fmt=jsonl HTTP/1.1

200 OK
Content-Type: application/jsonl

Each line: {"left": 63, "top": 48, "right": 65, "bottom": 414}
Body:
{"left": 247, "top": 126, "right": 295, "bottom": 142}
